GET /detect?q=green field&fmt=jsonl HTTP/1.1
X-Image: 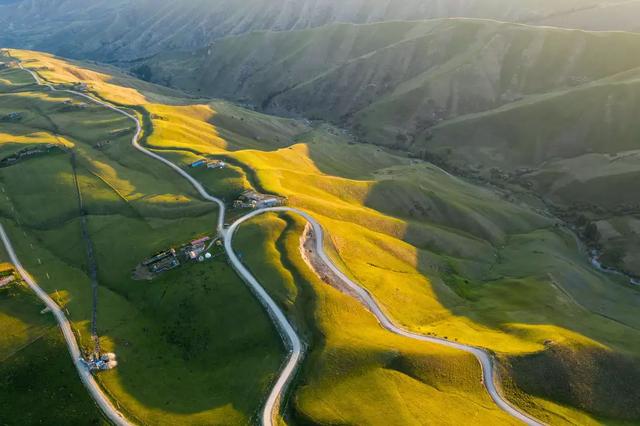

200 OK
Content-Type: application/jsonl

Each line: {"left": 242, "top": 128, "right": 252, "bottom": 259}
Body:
{"left": 2, "top": 48, "right": 640, "bottom": 425}
{"left": 0, "top": 53, "right": 285, "bottom": 425}
{"left": 143, "top": 99, "right": 640, "bottom": 423}
{"left": 234, "top": 213, "right": 519, "bottom": 425}
{"left": 0, "top": 56, "right": 107, "bottom": 423}
{"left": 151, "top": 107, "right": 640, "bottom": 423}
{"left": 0, "top": 259, "right": 107, "bottom": 425}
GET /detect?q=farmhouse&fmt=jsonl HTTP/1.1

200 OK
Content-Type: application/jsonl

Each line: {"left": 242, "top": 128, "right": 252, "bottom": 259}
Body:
{"left": 258, "top": 198, "right": 281, "bottom": 208}
{"left": 142, "top": 249, "right": 180, "bottom": 273}
{"left": 85, "top": 352, "right": 118, "bottom": 371}
{"left": 180, "top": 236, "right": 211, "bottom": 260}
{"left": 134, "top": 235, "right": 221, "bottom": 280}
{"left": 0, "top": 274, "right": 15, "bottom": 288}
{"left": 233, "top": 190, "right": 286, "bottom": 209}
{"left": 190, "top": 159, "right": 226, "bottom": 169}
{"left": 206, "top": 160, "right": 226, "bottom": 169}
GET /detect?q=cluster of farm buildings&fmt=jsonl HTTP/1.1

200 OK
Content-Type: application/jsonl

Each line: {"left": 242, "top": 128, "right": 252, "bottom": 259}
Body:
{"left": 233, "top": 190, "right": 285, "bottom": 209}
{"left": 189, "top": 157, "right": 286, "bottom": 209}
{"left": 84, "top": 352, "right": 118, "bottom": 371}
{"left": 190, "top": 158, "right": 226, "bottom": 169}
{"left": 135, "top": 236, "right": 221, "bottom": 279}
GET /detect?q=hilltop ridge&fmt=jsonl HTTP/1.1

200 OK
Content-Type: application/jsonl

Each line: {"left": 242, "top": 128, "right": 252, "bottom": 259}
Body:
{"left": 1, "top": 0, "right": 639, "bottom": 61}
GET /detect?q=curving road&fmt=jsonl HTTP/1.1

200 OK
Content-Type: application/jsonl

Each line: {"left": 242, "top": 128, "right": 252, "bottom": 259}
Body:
{"left": 224, "top": 218, "right": 303, "bottom": 426}
{"left": 226, "top": 208, "right": 544, "bottom": 426}
{"left": 17, "top": 61, "right": 226, "bottom": 233}
{"left": 0, "top": 225, "right": 131, "bottom": 426}
{"left": 14, "top": 58, "right": 543, "bottom": 426}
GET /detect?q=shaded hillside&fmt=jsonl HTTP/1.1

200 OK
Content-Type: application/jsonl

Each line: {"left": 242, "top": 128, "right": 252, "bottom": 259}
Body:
{"left": 500, "top": 344, "right": 640, "bottom": 421}
{"left": 9, "top": 46, "right": 640, "bottom": 425}
{"left": 536, "top": 0, "right": 640, "bottom": 32}
{"left": 142, "top": 19, "right": 640, "bottom": 162}
{"left": 141, "top": 19, "right": 640, "bottom": 276}
{"left": 0, "top": 0, "right": 633, "bottom": 61}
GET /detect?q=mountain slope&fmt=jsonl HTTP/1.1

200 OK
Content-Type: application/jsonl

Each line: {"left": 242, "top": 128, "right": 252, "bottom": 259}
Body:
{"left": 535, "top": 0, "right": 640, "bottom": 32}
{"left": 0, "top": 0, "right": 635, "bottom": 61}
{"left": 142, "top": 19, "right": 640, "bottom": 153}
{"left": 139, "top": 19, "right": 640, "bottom": 276}
{"left": 6, "top": 46, "right": 640, "bottom": 425}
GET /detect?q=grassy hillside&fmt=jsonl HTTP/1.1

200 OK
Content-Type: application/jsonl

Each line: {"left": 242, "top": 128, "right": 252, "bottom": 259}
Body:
{"left": 8, "top": 48, "right": 640, "bottom": 424}
{"left": 234, "top": 213, "right": 520, "bottom": 425}
{"left": 139, "top": 83, "right": 640, "bottom": 424}
{"left": 142, "top": 19, "right": 640, "bottom": 144}
{"left": 0, "top": 51, "right": 285, "bottom": 425}
{"left": 499, "top": 343, "right": 640, "bottom": 422}
{"left": 536, "top": 0, "right": 640, "bottom": 32}
{"left": 140, "top": 18, "right": 640, "bottom": 278}
{"left": 0, "top": 0, "right": 627, "bottom": 61}
{"left": 426, "top": 73, "right": 640, "bottom": 276}
{"left": 0, "top": 261, "right": 107, "bottom": 425}
{"left": 141, "top": 86, "right": 640, "bottom": 425}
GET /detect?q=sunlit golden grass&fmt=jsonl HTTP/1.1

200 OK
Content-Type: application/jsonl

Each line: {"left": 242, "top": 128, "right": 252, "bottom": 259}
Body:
{"left": 0, "top": 58, "right": 283, "bottom": 425}
{"left": 10, "top": 48, "right": 640, "bottom": 424}
{"left": 8, "top": 49, "right": 149, "bottom": 105}
{"left": 136, "top": 87, "right": 640, "bottom": 424}
{"left": 146, "top": 103, "right": 229, "bottom": 152}
{"left": 236, "top": 213, "right": 521, "bottom": 425}
{"left": 114, "top": 78, "right": 635, "bottom": 357}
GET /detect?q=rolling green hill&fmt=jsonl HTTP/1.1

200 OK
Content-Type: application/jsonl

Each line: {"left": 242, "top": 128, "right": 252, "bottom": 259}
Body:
{"left": 0, "top": 52, "right": 285, "bottom": 425}
{"left": 4, "top": 5, "right": 639, "bottom": 275}
{"left": 0, "top": 261, "right": 107, "bottom": 425}
{"left": 139, "top": 18, "right": 640, "bottom": 277}
{"left": 4, "top": 47, "right": 640, "bottom": 425}
{"left": 140, "top": 19, "right": 640, "bottom": 150}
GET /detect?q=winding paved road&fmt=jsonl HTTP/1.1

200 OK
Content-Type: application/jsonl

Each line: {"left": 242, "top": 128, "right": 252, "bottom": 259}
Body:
{"left": 226, "top": 208, "right": 543, "bottom": 426}
{"left": 17, "top": 61, "right": 225, "bottom": 233}
{"left": 13, "top": 58, "right": 543, "bottom": 426}
{"left": 224, "top": 218, "right": 303, "bottom": 426}
{"left": 0, "top": 226, "right": 130, "bottom": 426}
